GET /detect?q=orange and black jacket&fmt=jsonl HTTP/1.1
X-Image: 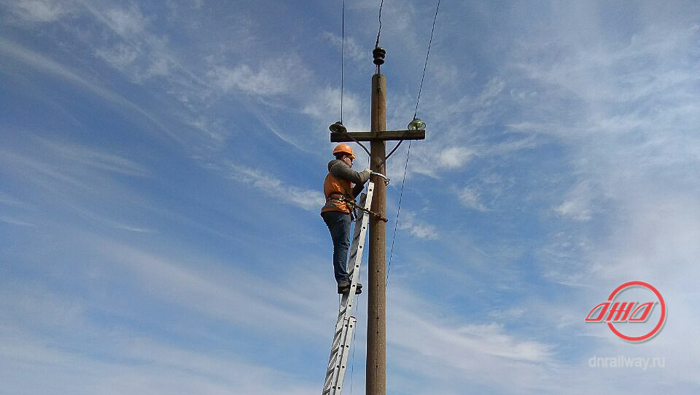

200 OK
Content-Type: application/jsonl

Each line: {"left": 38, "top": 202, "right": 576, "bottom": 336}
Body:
{"left": 321, "top": 159, "right": 371, "bottom": 214}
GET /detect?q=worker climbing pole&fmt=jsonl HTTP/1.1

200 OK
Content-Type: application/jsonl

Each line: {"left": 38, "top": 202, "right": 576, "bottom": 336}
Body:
{"left": 325, "top": 48, "right": 426, "bottom": 395}
{"left": 321, "top": 0, "right": 440, "bottom": 393}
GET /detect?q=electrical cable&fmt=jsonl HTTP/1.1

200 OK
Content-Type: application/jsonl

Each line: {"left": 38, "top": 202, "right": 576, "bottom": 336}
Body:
{"left": 386, "top": 140, "right": 412, "bottom": 285}
{"left": 338, "top": 0, "right": 371, "bottom": 165}
{"left": 414, "top": 0, "right": 441, "bottom": 119}
{"left": 340, "top": 0, "right": 345, "bottom": 123}
{"left": 385, "top": 139, "right": 403, "bottom": 161}
{"left": 345, "top": 133, "right": 372, "bottom": 160}
{"left": 375, "top": 0, "right": 385, "bottom": 48}
{"left": 387, "top": 0, "right": 441, "bottom": 285}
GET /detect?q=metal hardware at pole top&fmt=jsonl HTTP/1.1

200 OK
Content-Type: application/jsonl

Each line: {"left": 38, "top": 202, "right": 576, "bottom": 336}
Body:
{"left": 373, "top": 47, "right": 386, "bottom": 73}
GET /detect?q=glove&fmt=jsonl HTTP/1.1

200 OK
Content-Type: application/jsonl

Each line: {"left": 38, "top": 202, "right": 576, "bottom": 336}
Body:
{"left": 360, "top": 168, "right": 372, "bottom": 181}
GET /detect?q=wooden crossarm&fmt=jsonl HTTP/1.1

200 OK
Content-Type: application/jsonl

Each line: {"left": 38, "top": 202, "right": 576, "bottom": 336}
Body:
{"left": 330, "top": 129, "right": 425, "bottom": 142}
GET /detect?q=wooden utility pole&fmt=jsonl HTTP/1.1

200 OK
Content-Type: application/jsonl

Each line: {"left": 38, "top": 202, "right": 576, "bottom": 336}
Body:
{"left": 330, "top": 47, "right": 425, "bottom": 395}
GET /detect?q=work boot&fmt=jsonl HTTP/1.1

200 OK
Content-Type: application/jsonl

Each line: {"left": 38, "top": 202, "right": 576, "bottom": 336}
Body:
{"left": 337, "top": 280, "right": 350, "bottom": 294}
{"left": 337, "top": 281, "right": 363, "bottom": 294}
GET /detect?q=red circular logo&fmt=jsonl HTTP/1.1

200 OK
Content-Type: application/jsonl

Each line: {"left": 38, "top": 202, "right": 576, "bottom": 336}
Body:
{"left": 606, "top": 281, "right": 666, "bottom": 342}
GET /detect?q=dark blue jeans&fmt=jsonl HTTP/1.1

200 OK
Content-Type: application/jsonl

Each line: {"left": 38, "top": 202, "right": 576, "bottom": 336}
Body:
{"left": 321, "top": 211, "right": 352, "bottom": 284}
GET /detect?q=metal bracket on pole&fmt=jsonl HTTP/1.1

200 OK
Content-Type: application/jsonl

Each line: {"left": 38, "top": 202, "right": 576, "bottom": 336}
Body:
{"left": 370, "top": 171, "right": 390, "bottom": 186}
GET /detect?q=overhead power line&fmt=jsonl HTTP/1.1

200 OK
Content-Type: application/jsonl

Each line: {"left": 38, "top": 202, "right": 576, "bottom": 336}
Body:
{"left": 414, "top": 0, "right": 441, "bottom": 118}
{"left": 387, "top": 0, "right": 442, "bottom": 286}
{"left": 375, "top": 0, "right": 385, "bottom": 48}
{"left": 340, "top": 0, "right": 345, "bottom": 123}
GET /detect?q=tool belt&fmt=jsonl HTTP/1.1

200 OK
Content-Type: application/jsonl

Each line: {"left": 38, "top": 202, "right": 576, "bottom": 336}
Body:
{"left": 325, "top": 193, "right": 356, "bottom": 219}
{"left": 326, "top": 193, "right": 388, "bottom": 222}
{"left": 327, "top": 193, "right": 355, "bottom": 205}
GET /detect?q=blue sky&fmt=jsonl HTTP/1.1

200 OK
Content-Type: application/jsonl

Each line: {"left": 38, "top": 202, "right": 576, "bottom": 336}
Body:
{"left": 1, "top": 0, "right": 700, "bottom": 394}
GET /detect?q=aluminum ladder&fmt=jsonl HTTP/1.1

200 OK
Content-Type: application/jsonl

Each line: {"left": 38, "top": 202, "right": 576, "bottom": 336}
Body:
{"left": 322, "top": 181, "right": 375, "bottom": 395}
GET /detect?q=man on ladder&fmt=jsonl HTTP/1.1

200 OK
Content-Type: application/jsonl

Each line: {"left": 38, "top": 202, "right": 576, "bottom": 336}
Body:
{"left": 321, "top": 144, "right": 372, "bottom": 294}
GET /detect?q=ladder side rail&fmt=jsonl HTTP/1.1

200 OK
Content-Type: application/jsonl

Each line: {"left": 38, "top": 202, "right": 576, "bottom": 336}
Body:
{"left": 329, "top": 316, "right": 357, "bottom": 395}
{"left": 322, "top": 182, "right": 375, "bottom": 395}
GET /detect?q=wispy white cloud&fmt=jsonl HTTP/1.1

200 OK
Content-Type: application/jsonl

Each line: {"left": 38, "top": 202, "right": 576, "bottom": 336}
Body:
{"left": 323, "top": 31, "right": 365, "bottom": 63}
{"left": 69, "top": 2, "right": 239, "bottom": 154}
{"left": 434, "top": 77, "right": 507, "bottom": 125}
{"left": 431, "top": 61, "right": 463, "bottom": 86}
{"left": 407, "top": 144, "right": 477, "bottom": 178}
{"left": 437, "top": 146, "right": 476, "bottom": 169}
{"left": 103, "top": 5, "right": 149, "bottom": 36}
{"left": 73, "top": 209, "right": 156, "bottom": 234}
{"left": 397, "top": 211, "right": 438, "bottom": 240}
{"left": 95, "top": 239, "right": 329, "bottom": 336}
{"left": 0, "top": 136, "right": 157, "bottom": 234}
{"left": 537, "top": 231, "right": 594, "bottom": 286}
{"left": 0, "top": 216, "right": 36, "bottom": 227}
{"left": 302, "top": 87, "right": 370, "bottom": 162}
{"left": 95, "top": 44, "right": 139, "bottom": 71}
{"left": 503, "top": 14, "right": 700, "bottom": 286}
{"left": 508, "top": 18, "right": 700, "bottom": 278}
{"left": 403, "top": 76, "right": 520, "bottom": 179}
{"left": 243, "top": 103, "right": 311, "bottom": 152}
{"left": 0, "top": 191, "right": 34, "bottom": 209}
{"left": 387, "top": 289, "right": 556, "bottom": 393}
{"left": 302, "top": 86, "right": 365, "bottom": 130}
{"left": 458, "top": 186, "right": 488, "bottom": 212}
{"left": 85, "top": 15, "right": 182, "bottom": 83}
{"left": 226, "top": 163, "right": 324, "bottom": 212}
{"left": 6, "top": 0, "right": 69, "bottom": 22}
{"left": 553, "top": 180, "right": 596, "bottom": 221}
{"left": 36, "top": 137, "right": 151, "bottom": 177}
{"left": 211, "top": 56, "right": 310, "bottom": 97}
{"left": 476, "top": 77, "right": 506, "bottom": 106}
{"left": 489, "top": 306, "right": 527, "bottom": 321}
{"left": 0, "top": 215, "right": 342, "bottom": 393}
{"left": 0, "top": 150, "right": 106, "bottom": 195}
{"left": 0, "top": 38, "right": 180, "bottom": 143}
{"left": 0, "top": 325, "right": 318, "bottom": 395}
{"left": 1, "top": 136, "right": 151, "bottom": 191}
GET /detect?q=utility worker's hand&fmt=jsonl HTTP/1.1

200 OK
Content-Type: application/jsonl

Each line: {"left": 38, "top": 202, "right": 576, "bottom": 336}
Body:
{"left": 360, "top": 168, "right": 372, "bottom": 181}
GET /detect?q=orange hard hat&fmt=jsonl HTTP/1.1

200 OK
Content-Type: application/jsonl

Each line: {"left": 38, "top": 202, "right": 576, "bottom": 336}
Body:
{"left": 333, "top": 144, "right": 356, "bottom": 159}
